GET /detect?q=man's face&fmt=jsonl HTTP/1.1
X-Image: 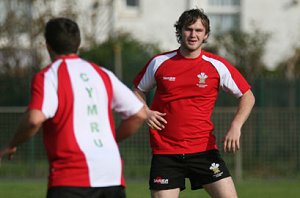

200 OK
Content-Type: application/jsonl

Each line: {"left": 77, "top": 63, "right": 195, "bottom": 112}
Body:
{"left": 180, "top": 19, "right": 208, "bottom": 52}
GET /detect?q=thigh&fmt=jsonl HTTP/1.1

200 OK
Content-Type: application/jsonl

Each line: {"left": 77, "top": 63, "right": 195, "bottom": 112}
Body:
{"left": 149, "top": 154, "right": 186, "bottom": 191}
{"left": 151, "top": 188, "right": 180, "bottom": 198}
{"left": 203, "top": 177, "right": 237, "bottom": 198}
{"left": 187, "top": 150, "right": 231, "bottom": 190}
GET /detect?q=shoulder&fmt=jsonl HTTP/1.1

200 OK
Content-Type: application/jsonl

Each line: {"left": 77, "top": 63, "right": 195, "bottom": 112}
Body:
{"left": 144, "top": 50, "right": 179, "bottom": 72}
{"left": 77, "top": 58, "right": 113, "bottom": 79}
{"left": 149, "top": 50, "right": 178, "bottom": 63}
{"left": 98, "top": 66, "right": 114, "bottom": 78}
{"left": 36, "top": 58, "right": 66, "bottom": 76}
{"left": 201, "top": 50, "right": 230, "bottom": 64}
{"left": 32, "top": 64, "right": 53, "bottom": 82}
{"left": 201, "top": 50, "right": 237, "bottom": 72}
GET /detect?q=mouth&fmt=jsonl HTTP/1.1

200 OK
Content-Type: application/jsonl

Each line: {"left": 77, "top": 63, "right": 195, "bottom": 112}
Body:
{"left": 187, "top": 40, "right": 198, "bottom": 45}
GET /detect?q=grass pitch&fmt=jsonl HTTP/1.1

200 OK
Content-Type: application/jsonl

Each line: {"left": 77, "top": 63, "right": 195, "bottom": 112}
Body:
{"left": 0, "top": 179, "right": 299, "bottom": 198}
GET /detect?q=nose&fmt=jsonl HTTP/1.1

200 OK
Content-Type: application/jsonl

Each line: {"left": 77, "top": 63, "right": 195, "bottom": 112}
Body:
{"left": 190, "top": 30, "right": 196, "bottom": 37}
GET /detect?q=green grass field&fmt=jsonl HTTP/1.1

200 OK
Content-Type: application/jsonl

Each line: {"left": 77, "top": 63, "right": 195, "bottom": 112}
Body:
{"left": 0, "top": 179, "right": 299, "bottom": 198}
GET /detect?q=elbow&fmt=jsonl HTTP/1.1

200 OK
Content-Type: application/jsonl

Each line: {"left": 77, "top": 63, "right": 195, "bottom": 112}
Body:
{"left": 245, "top": 90, "right": 256, "bottom": 108}
{"left": 26, "top": 110, "right": 46, "bottom": 128}
{"left": 136, "top": 106, "right": 148, "bottom": 122}
{"left": 250, "top": 90, "right": 256, "bottom": 107}
{"left": 27, "top": 116, "right": 43, "bottom": 129}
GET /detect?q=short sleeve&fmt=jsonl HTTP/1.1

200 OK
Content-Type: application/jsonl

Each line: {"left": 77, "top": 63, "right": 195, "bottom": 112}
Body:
{"left": 28, "top": 67, "right": 58, "bottom": 119}
{"left": 106, "top": 70, "right": 143, "bottom": 119}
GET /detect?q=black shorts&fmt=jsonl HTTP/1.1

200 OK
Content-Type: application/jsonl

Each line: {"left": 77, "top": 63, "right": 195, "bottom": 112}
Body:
{"left": 149, "top": 150, "right": 231, "bottom": 191}
{"left": 46, "top": 185, "right": 126, "bottom": 198}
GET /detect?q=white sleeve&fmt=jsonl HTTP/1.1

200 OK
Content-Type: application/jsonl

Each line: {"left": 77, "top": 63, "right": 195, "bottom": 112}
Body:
{"left": 136, "top": 59, "right": 157, "bottom": 92}
{"left": 136, "top": 52, "right": 177, "bottom": 92}
{"left": 105, "top": 69, "right": 143, "bottom": 119}
{"left": 30, "top": 61, "right": 61, "bottom": 119}
{"left": 42, "top": 68, "right": 59, "bottom": 118}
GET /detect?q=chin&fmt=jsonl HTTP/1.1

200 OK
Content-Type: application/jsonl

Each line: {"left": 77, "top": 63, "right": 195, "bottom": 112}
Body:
{"left": 187, "top": 46, "right": 201, "bottom": 52}
{"left": 181, "top": 42, "right": 201, "bottom": 52}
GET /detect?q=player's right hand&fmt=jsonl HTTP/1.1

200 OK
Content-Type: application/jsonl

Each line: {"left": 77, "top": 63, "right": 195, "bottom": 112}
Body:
{"left": 146, "top": 110, "right": 167, "bottom": 131}
{"left": 0, "top": 146, "right": 17, "bottom": 161}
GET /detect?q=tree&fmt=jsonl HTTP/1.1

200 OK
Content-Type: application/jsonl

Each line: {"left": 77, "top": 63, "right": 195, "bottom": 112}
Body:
{"left": 80, "top": 32, "right": 162, "bottom": 86}
{"left": 276, "top": 48, "right": 300, "bottom": 79}
{"left": 213, "top": 29, "right": 270, "bottom": 80}
{"left": 0, "top": 0, "right": 107, "bottom": 106}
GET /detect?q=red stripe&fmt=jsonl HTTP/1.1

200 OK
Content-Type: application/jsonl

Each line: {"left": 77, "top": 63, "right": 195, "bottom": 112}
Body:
{"left": 28, "top": 65, "right": 51, "bottom": 110}
{"left": 45, "top": 60, "right": 90, "bottom": 187}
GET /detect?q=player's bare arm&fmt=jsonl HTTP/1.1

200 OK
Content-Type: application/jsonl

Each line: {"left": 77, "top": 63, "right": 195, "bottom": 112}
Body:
{"left": 116, "top": 106, "right": 147, "bottom": 142}
{"left": 0, "top": 109, "right": 46, "bottom": 160}
{"left": 223, "top": 90, "right": 255, "bottom": 153}
{"left": 133, "top": 88, "right": 167, "bottom": 130}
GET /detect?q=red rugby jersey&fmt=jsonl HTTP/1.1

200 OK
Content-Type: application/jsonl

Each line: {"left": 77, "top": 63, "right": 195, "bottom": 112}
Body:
{"left": 29, "top": 55, "right": 143, "bottom": 188}
{"left": 133, "top": 49, "right": 250, "bottom": 154}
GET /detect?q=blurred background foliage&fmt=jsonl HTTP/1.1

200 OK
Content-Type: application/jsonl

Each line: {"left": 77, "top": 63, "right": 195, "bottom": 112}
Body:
{"left": 1, "top": 28, "right": 300, "bottom": 107}
{"left": 79, "top": 32, "right": 161, "bottom": 86}
{"left": 0, "top": 0, "right": 300, "bottom": 107}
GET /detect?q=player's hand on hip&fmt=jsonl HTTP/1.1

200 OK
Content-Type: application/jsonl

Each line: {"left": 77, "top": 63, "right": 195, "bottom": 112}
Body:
{"left": 146, "top": 110, "right": 167, "bottom": 130}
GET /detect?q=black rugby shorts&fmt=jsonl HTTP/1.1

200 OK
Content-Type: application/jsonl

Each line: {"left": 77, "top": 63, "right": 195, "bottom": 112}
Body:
{"left": 47, "top": 185, "right": 126, "bottom": 198}
{"left": 149, "top": 149, "right": 231, "bottom": 191}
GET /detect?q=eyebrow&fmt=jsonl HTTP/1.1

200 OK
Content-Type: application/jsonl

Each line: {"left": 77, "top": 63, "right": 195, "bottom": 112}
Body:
{"left": 184, "top": 27, "right": 205, "bottom": 31}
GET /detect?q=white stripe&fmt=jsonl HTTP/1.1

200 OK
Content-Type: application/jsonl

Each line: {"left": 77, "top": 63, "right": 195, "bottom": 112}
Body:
{"left": 138, "top": 51, "right": 177, "bottom": 92}
{"left": 42, "top": 60, "right": 61, "bottom": 118}
{"left": 66, "top": 59, "right": 122, "bottom": 187}
{"left": 202, "top": 55, "right": 243, "bottom": 98}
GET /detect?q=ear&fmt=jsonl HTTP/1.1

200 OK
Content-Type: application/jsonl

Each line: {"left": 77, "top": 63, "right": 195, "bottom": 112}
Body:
{"left": 46, "top": 42, "right": 57, "bottom": 61}
{"left": 204, "top": 33, "right": 209, "bottom": 40}
{"left": 46, "top": 42, "right": 52, "bottom": 52}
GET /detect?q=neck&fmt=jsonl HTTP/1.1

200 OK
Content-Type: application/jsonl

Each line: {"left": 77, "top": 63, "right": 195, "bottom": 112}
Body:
{"left": 49, "top": 52, "right": 77, "bottom": 62}
{"left": 179, "top": 47, "right": 201, "bottom": 59}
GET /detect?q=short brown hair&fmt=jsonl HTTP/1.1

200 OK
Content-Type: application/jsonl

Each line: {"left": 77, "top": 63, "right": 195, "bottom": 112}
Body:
{"left": 45, "top": 17, "right": 81, "bottom": 54}
{"left": 174, "top": 9, "right": 210, "bottom": 43}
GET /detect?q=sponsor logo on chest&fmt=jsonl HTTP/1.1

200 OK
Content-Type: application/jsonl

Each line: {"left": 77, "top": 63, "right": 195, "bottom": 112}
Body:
{"left": 162, "top": 72, "right": 209, "bottom": 88}
{"left": 163, "top": 76, "right": 176, "bottom": 81}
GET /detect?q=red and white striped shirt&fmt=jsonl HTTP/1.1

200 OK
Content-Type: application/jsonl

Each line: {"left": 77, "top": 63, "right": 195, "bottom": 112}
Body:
{"left": 29, "top": 55, "right": 143, "bottom": 188}
{"left": 134, "top": 49, "right": 250, "bottom": 154}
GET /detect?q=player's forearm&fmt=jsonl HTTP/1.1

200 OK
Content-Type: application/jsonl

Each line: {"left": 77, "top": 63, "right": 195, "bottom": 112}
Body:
{"left": 9, "top": 110, "right": 45, "bottom": 148}
{"left": 8, "top": 119, "right": 40, "bottom": 148}
{"left": 230, "top": 90, "right": 255, "bottom": 129}
{"left": 116, "top": 107, "right": 146, "bottom": 142}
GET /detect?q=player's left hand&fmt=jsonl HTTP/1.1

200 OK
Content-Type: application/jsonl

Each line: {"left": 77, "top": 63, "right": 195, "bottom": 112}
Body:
{"left": 222, "top": 126, "right": 241, "bottom": 153}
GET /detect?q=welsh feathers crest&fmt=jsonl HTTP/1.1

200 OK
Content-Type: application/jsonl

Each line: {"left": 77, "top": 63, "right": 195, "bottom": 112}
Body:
{"left": 197, "top": 72, "right": 208, "bottom": 88}
{"left": 209, "top": 163, "right": 220, "bottom": 174}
